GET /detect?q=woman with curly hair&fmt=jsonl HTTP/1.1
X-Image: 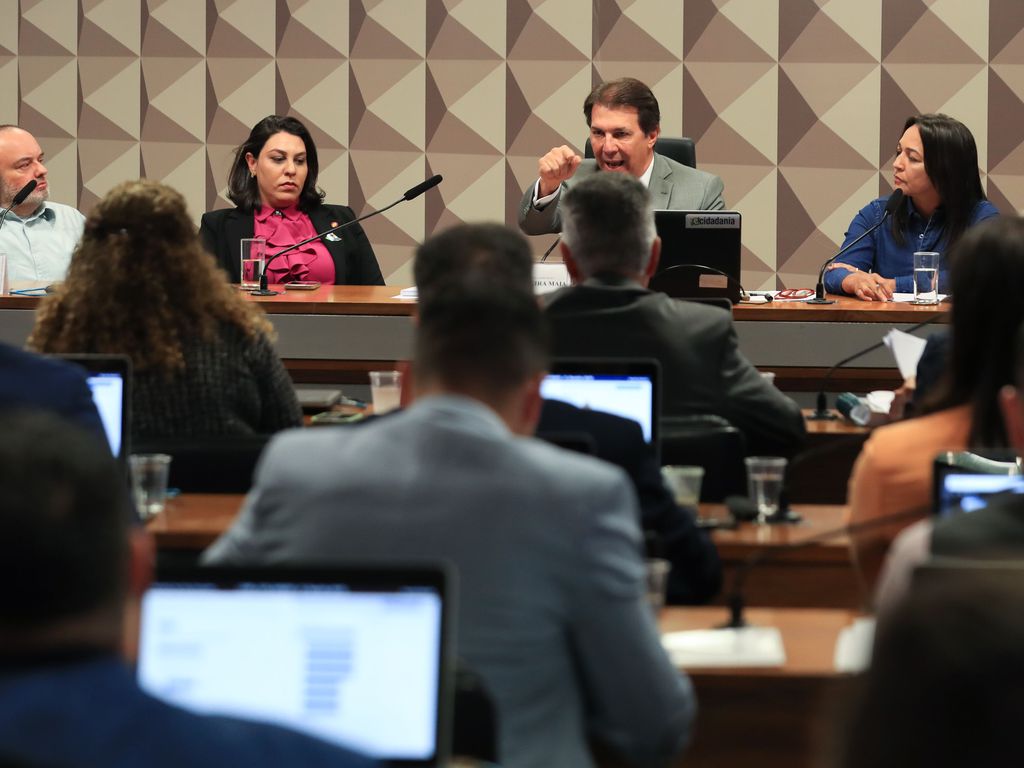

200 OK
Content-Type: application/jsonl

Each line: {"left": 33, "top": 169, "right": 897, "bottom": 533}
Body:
{"left": 29, "top": 179, "right": 302, "bottom": 440}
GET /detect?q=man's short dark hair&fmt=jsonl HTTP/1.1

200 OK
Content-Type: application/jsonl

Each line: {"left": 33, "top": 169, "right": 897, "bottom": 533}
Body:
{"left": 414, "top": 222, "right": 534, "bottom": 309}
{"left": 584, "top": 78, "right": 661, "bottom": 135}
{"left": 0, "top": 410, "right": 130, "bottom": 631}
{"left": 560, "top": 172, "right": 656, "bottom": 277}
{"left": 415, "top": 285, "right": 549, "bottom": 400}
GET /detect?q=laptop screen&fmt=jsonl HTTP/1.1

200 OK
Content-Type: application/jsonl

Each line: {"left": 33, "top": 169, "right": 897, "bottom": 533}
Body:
{"left": 934, "top": 472, "right": 1024, "bottom": 517}
{"left": 137, "top": 565, "right": 452, "bottom": 766}
{"left": 86, "top": 372, "right": 124, "bottom": 458}
{"left": 541, "top": 359, "right": 660, "bottom": 444}
{"left": 55, "top": 354, "right": 131, "bottom": 465}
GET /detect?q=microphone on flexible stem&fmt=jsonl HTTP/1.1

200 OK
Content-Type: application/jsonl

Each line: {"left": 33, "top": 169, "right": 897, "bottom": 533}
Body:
{"left": 721, "top": 505, "right": 927, "bottom": 629}
{"left": 807, "top": 310, "right": 944, "bottom": 421}
{"left": 0, "top": 179, "right": 38, "bottom": 233}
{"left": 251, "top": 174, "right": 443, "bottom": 296}
{"left": 540, "top": 236, "right": 560, "bottom": 263}
{"left": 807, "top": 189, "right": 905, "bottom": 305}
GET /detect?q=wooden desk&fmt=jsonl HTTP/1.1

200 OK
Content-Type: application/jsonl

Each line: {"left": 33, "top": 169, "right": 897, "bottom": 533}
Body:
{"left": 702, "top": 504, "right": 861, "bottom": 610}
{"left": 148, "top": 496, "right": 860, "bottom": 608}
{"left": 0, "top": 288, "right": 947, "bottom": 387}
{"left": 660, "top": 606, "right": 861, "bottom": 768}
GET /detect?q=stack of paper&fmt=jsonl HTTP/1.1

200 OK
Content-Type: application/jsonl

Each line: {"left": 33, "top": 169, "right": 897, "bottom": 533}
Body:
{"left": 661, "top": 626, "right": 786, "bottom": 668}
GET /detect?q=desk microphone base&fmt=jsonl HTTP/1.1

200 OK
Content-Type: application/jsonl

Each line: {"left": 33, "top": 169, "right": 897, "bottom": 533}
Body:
{"left": 249, "top": 289, "right": 280, "bottom": 296}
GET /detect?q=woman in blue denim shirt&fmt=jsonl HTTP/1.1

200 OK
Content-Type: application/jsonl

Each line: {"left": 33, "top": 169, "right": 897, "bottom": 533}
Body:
{"left": 825, "top": 114, "right": 999, "bottom": 301}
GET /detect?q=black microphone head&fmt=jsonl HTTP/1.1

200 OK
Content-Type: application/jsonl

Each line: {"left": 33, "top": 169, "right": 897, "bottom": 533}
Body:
{"left": 403, "top": 174, "right": 443, "bottom": 201}
{"left": 884, "top": 188, "right": 905, "bottom": 216}
{"left": 11, "top": 179, "right": 37, "bottom": 207}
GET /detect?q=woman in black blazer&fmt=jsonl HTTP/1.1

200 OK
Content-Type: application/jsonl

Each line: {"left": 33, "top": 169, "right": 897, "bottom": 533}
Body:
{"left": 200, "top": 115, "right": 383, "bottom": 286}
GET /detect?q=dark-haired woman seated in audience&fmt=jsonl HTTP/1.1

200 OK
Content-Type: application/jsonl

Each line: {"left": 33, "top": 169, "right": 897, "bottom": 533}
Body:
{"left": 29, "top": 179, "right": 302, "bottom": 440}
{"left": 824, "top": 113, "right": 998, "bottom": 301}
{"left": 199, "top": 115, "right": 383, "bottom": 286}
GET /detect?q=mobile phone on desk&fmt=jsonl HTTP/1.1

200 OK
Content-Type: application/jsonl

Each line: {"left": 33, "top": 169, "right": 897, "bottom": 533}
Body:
{"left": 284, "top": 281, "right": 322, "bottom": 290}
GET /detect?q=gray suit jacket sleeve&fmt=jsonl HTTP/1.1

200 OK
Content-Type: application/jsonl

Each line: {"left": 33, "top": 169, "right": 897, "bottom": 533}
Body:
{"left": 568, "top": 473, "right": 696, "bottom": 764}
{"left": 517, "top": 154, "right": 726, "bottom": 236}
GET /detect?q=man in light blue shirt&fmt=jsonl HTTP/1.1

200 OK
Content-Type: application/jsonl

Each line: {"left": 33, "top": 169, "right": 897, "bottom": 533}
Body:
{"left": 0, "top": 125, "right": 85, "bottom": 284}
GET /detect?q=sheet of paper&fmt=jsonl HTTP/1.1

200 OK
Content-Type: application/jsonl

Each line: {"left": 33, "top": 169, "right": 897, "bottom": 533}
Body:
{"left": 883, "top": 328, "right": 928, "bottom": 379}
{"left": 891, "top": 292, "right": 947, "bottom": 303}
{"left": 661, "top": 626, "right": 786, "bottom": 668}
{"left": 834, "top": 617, "right": 875, "bottom": 672}
{"left": 394, "top": 287, "right": 418, "bottom": 300}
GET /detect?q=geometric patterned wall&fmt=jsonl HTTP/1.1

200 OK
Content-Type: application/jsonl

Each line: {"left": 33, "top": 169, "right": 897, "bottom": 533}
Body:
{"left": 5, "top": 0, "right": 1024, "bottom": 288}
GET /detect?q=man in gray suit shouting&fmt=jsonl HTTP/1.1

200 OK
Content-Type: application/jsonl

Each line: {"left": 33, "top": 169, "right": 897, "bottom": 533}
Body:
{"left": 519, "top": 77, "right": 725, "bottom": 236}
{"left": 204, "top": 228, "right": 696, "bottom": 768}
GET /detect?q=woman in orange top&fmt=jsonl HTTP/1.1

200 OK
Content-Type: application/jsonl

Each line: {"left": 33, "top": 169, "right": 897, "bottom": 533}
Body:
{"left": 848, "top": 216, "right": 1024, "bottom": 588}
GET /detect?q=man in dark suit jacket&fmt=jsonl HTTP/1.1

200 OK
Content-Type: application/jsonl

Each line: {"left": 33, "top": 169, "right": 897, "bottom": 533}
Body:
{"left": 199, "top": 203, "right": 383, "bottom": 285}
{"left": 0, "top": 410, "right": 374, "bottom": 768}
{"left": 539, "top": 398, "right": 721, "bottom": 604}
{"left": 0, "top": 341, "right": 104, "bottom": 438}
{"left": 544, "top": 171, "right": 806, "bottom": 458}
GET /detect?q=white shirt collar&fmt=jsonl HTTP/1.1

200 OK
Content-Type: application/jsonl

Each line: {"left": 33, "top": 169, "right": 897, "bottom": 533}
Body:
{"left": 637, "top": 155, "right": 655, "bottom": 188}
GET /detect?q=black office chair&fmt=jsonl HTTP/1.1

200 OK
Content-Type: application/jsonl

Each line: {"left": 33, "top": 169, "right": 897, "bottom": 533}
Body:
{"left": 660, "top": 414, "right": 746, "bottom": 502}
{"left": 784, "top": 433, "right": 870, "bottom": 505}
{"left": 584, "top": 136, "right": 697, "bottom": 168}
{"left": 133, "top": 435, "right": 271, "bottom": 493}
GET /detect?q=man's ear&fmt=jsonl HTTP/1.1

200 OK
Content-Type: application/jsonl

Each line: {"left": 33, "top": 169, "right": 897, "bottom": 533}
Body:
{"left": 561, "top": 244, "right": 583, "bottom": 284}
{"left": 647, "top": 126, "right": 661, "bottom": 148}
{"left": 518, "top": 372, "right": 545, "bottom": 436}
{"left": 127, "top": 528, "right": 155, "bottom": 600}
{"left": 1000, "top": 384, "right": 1024, "bottom": 453}
{"left": 640, "top": 236, "right": 661, "bottom": 284}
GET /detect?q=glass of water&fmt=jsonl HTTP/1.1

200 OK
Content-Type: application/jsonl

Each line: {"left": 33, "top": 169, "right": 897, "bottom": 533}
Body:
{"left": 240, "top": 237, "right": 266, "bottom": 290}
{"left": 912, "top": 251, "right": 940, "bottom": 304}
{"left": 129, "top": 453, "right": 172, "bottom": 520}
{"left": 744, "top": 456, "right": 787, "bottom": 524}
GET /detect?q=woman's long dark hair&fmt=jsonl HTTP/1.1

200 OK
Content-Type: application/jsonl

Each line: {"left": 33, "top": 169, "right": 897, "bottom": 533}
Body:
{"left": 226, "top": 115, "right": 325, "bottom": 213}
{"left": 890, "top": 114, "right": 986, "bottom": 250}
{"left": 922, "top": 217, "right": 1024, "bottom": 447}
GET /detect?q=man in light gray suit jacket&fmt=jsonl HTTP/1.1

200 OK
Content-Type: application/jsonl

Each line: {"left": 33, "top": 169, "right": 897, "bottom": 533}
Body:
{"left": 204, "top": 272, "right": 695, "bottom": 768}
{"left": 519, "top": 77, "right": 724, "bottom": 236}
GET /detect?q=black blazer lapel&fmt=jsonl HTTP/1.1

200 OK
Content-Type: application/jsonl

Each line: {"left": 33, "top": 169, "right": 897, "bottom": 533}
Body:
{"left": 307, "top": 205, "right": 352, "bottom": 283}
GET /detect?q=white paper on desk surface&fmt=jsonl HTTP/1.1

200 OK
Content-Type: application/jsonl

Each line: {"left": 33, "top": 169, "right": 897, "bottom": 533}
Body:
{"left": 394, "top": 287, "right": 418, "bottom": 300}
{"left": 883, "top": 328, "right": 928, "bottom": 379}
{"left": 891, "top": 292, "right": 947, "bottom": 303}
{"left": 834, "top": 617, "right": 875, "bottom": 672}
{"left": 661, "top": 626, "right": 786, "bottom": 668}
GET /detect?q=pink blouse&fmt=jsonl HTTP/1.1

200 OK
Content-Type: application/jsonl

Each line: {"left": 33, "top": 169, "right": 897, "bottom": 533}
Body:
{"left": 253, "top": 204, "right": 336, "bottom": 284}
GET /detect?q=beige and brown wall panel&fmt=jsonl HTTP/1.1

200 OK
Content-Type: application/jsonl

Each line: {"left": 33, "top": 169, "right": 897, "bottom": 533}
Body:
{"left": 6, "top": 0, "right": 1023, "bottom": 287}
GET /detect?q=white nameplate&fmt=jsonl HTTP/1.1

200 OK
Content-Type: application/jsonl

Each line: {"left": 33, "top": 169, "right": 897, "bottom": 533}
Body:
{"left": 533, "top": 262, "right": 571, "bottom": 295}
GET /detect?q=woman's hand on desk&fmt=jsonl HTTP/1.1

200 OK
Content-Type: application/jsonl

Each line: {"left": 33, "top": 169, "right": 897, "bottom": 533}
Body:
{"left": 836, "top": 268, "right": 895, "bottom": 302}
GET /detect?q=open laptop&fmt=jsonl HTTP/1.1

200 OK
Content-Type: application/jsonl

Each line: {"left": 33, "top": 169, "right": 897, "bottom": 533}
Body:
{"left": 932, "top": 451, "right": 1023, "bottom": 517}
{"left": 137, "top": 564, "right": 454, "bottom": 767}
{"left": 541, "top": 358, "right": 660, "bottom": 446}
{"left": 652, "top": 210, "right": 742, "bottom": 303}
{"left": 56, "top": 354, "right": 131, "bottom": 467}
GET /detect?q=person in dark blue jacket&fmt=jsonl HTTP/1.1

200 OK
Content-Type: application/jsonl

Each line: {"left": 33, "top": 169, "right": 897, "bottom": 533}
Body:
{"left": 0, "top": 341, "right": 104, "bottom": 439}
{"left": 0, "top": 410, "right": 373, "bottom": 768}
